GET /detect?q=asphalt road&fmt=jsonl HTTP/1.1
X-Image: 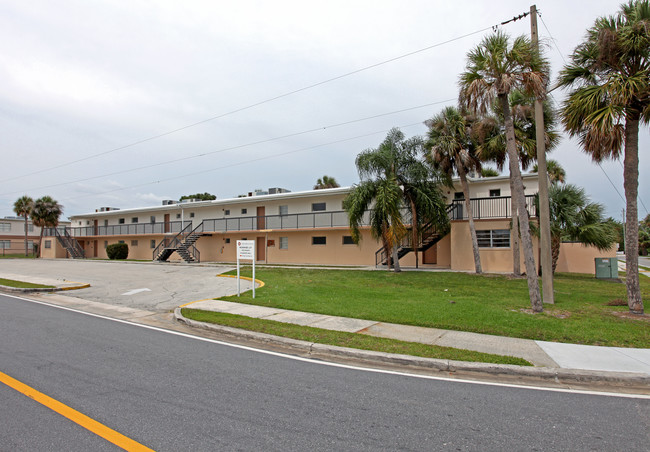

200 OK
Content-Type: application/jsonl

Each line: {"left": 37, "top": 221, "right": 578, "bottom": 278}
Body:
{"left": 2, "top": 293, "right": 648, "bottom": 451}
{"left": 0, "top": 259, "right": 239, "bottom": 311}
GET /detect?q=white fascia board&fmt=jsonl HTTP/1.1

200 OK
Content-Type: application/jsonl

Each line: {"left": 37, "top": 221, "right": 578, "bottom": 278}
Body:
{"left": 69, "top": 187, "right": 353, "bottom": 220}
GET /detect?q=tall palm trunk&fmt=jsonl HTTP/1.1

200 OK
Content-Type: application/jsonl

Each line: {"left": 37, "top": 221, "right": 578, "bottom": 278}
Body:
{"left": 409, "top": 198, "right": 419, "bottom": 269}
{"left": 38, "top": 229, "right": 44, "bottom": 258}
{"left": 624, "top": 115, "right": 643, "bottom": 314}
{"left": 500, "top": 94, "right": 542, "bottom": 312}
{"left": 510, "top": 178, "right": 521, "bottom": 276}
{"left": 551, "top": 234, "right": 561, "bottom": 275}
{"left": 457, "top": 165, "right": 482, "bottom": 273}
{"left": 23, "top": 215, "right": 29, "bottom": 256}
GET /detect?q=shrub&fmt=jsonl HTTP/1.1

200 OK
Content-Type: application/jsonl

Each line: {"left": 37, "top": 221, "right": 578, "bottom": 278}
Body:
{"left": 106, "top": 243, "right": 128, "bottom": 260}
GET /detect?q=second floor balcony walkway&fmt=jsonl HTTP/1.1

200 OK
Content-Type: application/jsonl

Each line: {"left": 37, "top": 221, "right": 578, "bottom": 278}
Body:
{"left": 47, "top": 195, "right": 536, "bottom": 238}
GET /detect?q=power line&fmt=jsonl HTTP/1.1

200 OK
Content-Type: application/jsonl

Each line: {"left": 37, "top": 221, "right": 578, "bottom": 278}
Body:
{"left": 597, "top": 162, "right": 626, "bottom": 204}
{"left": 66, "top": 121, "right": 424, "bottom": 202}
{"left": 0, "top": 99, "right": 454, "bottom": 197}
{"left": 537, "top": 11, "right": 568, "bottom": 65}
{"left": 0, "top": 25, "right": 497, "bottom": 185}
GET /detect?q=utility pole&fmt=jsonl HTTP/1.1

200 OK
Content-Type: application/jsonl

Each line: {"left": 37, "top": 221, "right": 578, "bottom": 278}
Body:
{"left": 530, "top": 5, "right": 554, "bottom": 303}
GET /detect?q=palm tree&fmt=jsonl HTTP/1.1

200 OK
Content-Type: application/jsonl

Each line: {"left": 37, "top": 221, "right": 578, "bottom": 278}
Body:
{"left": 480, "top": 167, "right": 499, "bottom": 177}
{"left": 546, "top": 184, "right": 617, "bottom": 273}
{"left": 459, "top": 31, "right": 549, "bottom": 312}
{"left": 13, "top": 195, "right": 33, "bottom": 256}
{"left": 344, "top": 128, "right": 449, "bottom": 271}
{"left": 557, "top": 0, "right": 649, "bottom": 314}
{"left": 425, "top": 106, "right": 483, "bottom": 273}
{"left": 314, "top": 176, "right": 340, "bottom": 190}
{"left": 533, "top": 159, "right": 566, "bottom": 185}
{"left": 31, "top": 196, "right": 63, "bottom": 258}
{"left": 474, "top": 90, "right": 560, "bottom": 277}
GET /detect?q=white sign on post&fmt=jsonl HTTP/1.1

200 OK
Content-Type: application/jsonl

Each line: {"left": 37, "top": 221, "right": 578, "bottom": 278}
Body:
{"left": 236, "top": 240, "right": 256, "bottom": 298}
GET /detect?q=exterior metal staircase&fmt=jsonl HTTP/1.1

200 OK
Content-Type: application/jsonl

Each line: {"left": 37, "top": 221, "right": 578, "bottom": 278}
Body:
{"left": 153, "top": 222, "right": 208, "bottom": 263}
{"left": 54, "top": 228, "right": 85, "bottom": 258}
{"left": 374, "top": 205, "right": 454, "bottom": 267}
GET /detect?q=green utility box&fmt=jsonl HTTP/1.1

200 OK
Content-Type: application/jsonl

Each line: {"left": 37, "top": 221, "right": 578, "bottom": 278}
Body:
{"left": 595, "top": 257, "right": 618, "bottom": 279}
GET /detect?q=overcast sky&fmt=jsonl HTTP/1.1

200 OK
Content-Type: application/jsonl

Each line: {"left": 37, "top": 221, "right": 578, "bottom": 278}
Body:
{"left": 0, "top": 0, "right": 646, "bottom": 221}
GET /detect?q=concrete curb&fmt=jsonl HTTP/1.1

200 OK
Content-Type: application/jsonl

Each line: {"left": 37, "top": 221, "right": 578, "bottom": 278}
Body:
{"left": 0, "top": 283, "right": 90, "bottom": 293}
{"left": 173, "top": 308, "right": 650, "bottom": 394}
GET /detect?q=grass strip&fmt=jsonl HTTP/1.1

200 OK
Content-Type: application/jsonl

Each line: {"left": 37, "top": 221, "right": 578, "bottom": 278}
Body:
{"left": 182, "top": 308, "right": 532, "bottom": 366}
{"left": 0, "top": 278, "right": 53, "bottom": 289}
{"left": 222, "top": 268, "right": 650, "bottom": 348}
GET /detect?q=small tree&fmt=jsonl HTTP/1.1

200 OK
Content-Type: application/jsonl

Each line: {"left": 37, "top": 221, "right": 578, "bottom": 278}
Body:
{"left": 179, "top": 193, "right": 216, "bottom": 201}
{"left": 533, "top": 159, "right": 566, "bottom": 185}
{"left": 314, "top": 176, "right": 340, "bottom": 190}
{"left": 13, "top": 195, "right": 33, "bottom": 256}
{"left": 546, "top": 184, "right": 617, "bottom": 273}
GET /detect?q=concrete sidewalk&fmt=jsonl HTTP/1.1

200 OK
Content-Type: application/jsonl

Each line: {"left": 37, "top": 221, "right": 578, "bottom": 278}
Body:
{"left": 184, "top": 299, "right": 650, "bottom": 375}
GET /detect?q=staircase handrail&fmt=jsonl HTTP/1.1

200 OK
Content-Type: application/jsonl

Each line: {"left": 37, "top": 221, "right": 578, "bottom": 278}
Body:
{"left": 54, "top": 227, "right": 85, "bottom": 258}
{"left": 152, "top": 222, "right": 193, "bottom": 260}
{"left": 374, "top": 203, "right": 455, "bottom": 266}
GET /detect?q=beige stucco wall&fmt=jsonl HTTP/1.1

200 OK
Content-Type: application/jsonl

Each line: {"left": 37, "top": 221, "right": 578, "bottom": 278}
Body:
{"left": 193, "top": 228, "right": 377, "bottom": 266}
{"left": 555, "top": 242, "right": 618, "bottom": 275}
{"left": 449, "top": 219, "right": 539, "bottom": 273}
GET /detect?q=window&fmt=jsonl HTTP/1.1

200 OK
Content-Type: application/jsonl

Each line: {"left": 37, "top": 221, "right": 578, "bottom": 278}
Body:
{"left": 119, "top": 218, "right": 125, "bottom": 224}
{"left": 279, "top": 205, "right": 288, "bottom": 216}
{"left": 176, "top": 213, "right": 181, "bottom": 219}
{"left": 28, "top": 224, "right": 34, "bottom": 232}
{"left": 241, "top": 208, "right": 247, "bottom": 215}
{"left": 225, "top": 238, "right": 231, "bottom": 244}
{"left": 312, "top": 236, "right": 326, "bottom": 245}
{"left": 118, "top": 240, "right": 125, "bottom": 244}
{"left": 150, "top": 216, "right": 156, "bottom": 223}
{"left": 279, "top": 237, "right": 288, "bottom": 249}
{"left": 225, "top": 210, "right": 230, "bottom": 216}
{"left": 86, "top": 221, "right": 90, "bottom": 225}
{"left": 44, "top": 240, "right": 52, "bottom": 249}
{"left": 190, "top": 212, "right": 195, "bottom": 218}
{"left": 311, "top": 202, "right": 326, "bottom": 212}
{"left": 0, "top": 223, "right": 10, "bottom": 232}
{"left": 131, "top": 217, "right": 138, "bottom": 223}
{"left": 454, "top": 192, "right": 464, "bottom": 200}
{"left": 150, "top": 240, "right": 156, "bottom": 249}
{"left": 342, "top": 236, "right": 355, "bottom": 245}
{"left": 476, "top": 229, "right": 510, "bottom": 248}
{"left": 104, "top": 241, "right": 108, "bottom": 248}
{"left": 104, "top": 220, "right": 108, "bottom": 227}
{"left": 27, "top": 240, "right": 34, "bottom": 249}
{"left": 489, "top": 189, "right": 501, "bottom": 197}
{"left": 0, "top": 240, "right": 10, "bottom": 249}
{"left": 131, "top": 240, "right": 138, "bottom": 247}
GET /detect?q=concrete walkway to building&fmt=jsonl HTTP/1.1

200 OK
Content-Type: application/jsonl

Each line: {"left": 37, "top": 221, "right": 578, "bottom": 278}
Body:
{"left": 184, "top": 298, "right": 650, "bottom": 375}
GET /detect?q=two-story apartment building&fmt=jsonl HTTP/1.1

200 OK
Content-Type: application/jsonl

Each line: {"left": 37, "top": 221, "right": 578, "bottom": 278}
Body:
{"left": 41, "top": 174, "right": 614, "bottom": 273}
{"left": 0, "top": 217, "right": 71, "bottom": 256}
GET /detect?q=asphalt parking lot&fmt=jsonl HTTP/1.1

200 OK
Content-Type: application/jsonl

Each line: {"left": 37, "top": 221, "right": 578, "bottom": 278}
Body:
{"left": 0, "top": 259, "right": 243, "bottom": 311}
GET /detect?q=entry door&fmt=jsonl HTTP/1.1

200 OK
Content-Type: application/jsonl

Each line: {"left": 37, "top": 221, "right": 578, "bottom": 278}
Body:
{"left": 256, "top": 237, "right": 265, "bottom": 262}
{"left": 257, "top": 207, "right": 265, "bottom": 230}
{"left": 93, "top": 240, "right": 98, "bottom": 258}
{"left": 164, "top": 214, "right": 170, "bottom": 233}
{"left": 93, "top": 220, "right": 98, "bottom": 236}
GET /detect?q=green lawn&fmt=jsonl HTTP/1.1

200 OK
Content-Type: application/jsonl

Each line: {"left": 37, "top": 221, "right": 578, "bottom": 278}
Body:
{"left": 220, "top": 268, "right": 649, "bottom": 348}
{"left": 181, "top": 309, "right": 531, "bottom": 366}
{"left": 0, "top": 278, "right": 53, "bottom": 289}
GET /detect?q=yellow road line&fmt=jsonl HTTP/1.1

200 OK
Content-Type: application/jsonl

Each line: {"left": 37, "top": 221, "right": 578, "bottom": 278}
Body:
{"left": 0, "top": 371, "right": 154, "bottom": 452}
